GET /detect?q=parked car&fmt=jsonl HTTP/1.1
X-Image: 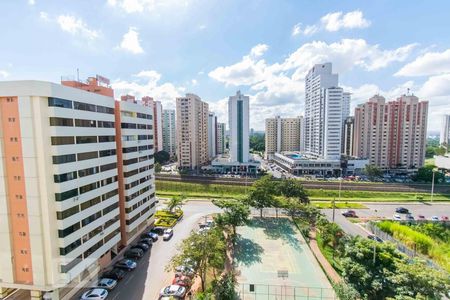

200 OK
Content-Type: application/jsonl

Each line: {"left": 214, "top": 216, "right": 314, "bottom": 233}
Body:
{"left": 115, "top": 259, "right": 137, "bottom": 271}
{"left": 417, "top": 215, "right": 426, "bottom": 220}
{"left": 395, "top": 207, "right": 409, "bottom": 214}
{"left": 132, "top": 242, "right": 150, "bottom": 252}
{"left": 139, "top": 238, "right": 153, "bottom": 247}
{"left": 160, "top": 285, "right": 187, "bottom": 298}
{"left": 172, "top": 275, "right": 192, "bottom": 287}
{"left": 102, "top": 268, "right": 126, "bottom": 281}
{"left": 96, "top": 278, "right": 117, "bottom": 290}
{"left": 405, "top": 214, "right": 414, "bottom": 221}
{"left": 80, "top": 288, "right": 108, "bottom": 300}
{"left": 175, "top": 266, "right": 195, "bottom": 277}
{"left": 124, "top": 248, "right": 144, "bottom": 260}
{"left": 342, "top": 210, "right": 357, "bottom": 218}
{"left": 367, "top": 235, "right": 383, "bottom": 243}
{"left": 163, "top": 229, "right": 174, "bottom": 241}
{"left": 393, "top": 214, "right": 402, "bottom": 220}
{"left": 142, "top": 231, "right": 160, "bottom": 241}
{"left": 441, "top": 216, "right": 449, "bottom": 221}
{"left": 431, "top": 216, "right": 440, "bottom": 221}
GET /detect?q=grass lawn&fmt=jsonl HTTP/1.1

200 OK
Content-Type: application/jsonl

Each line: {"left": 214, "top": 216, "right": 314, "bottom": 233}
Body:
{"left": 313, "top": 202, "right": 367, "bottom": 209}
{"left": 156, "top": 180, "right": 450, "bottom": 202}
{"left": 425, "top": 157, "right": 436, "bottom": 166}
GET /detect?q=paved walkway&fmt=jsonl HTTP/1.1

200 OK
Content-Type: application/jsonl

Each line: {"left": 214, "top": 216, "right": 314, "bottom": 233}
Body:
{"left": 308, "top": 229, "right": 342, "bottom": 284}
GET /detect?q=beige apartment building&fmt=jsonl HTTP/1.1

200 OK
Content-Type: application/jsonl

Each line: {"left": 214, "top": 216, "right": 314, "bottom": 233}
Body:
{"left": 265, "top": 116, "right": 303, "bottom": 159}
{"left": 0, "top": 77, "right": 155, "bottom": 299}
{"left": 176, "top": 93, "right": 209, "bottom": 170}
{"left": 354, "top": 94, "right": 428, "bottom": 169}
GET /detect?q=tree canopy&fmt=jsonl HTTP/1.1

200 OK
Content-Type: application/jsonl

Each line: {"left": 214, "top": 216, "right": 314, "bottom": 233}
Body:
{"left": 154, "top": 150, "right": 170, "bottom": 164}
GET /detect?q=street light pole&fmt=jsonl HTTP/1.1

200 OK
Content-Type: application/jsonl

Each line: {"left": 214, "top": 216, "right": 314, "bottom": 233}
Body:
{"left": 431, "top": 170, "right": 435, "bottom": 202}
{"left": 332, "top": 197, "right": 336, "bottom": 222}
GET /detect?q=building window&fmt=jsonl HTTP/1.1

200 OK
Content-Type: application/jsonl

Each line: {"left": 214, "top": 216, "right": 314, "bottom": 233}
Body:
{"left": 51, "top": 136, "right": 75, "bottom": 145}
{"left": 100, "top": 163, "right": 117, "bottom": 172}
{"left": 53, "top": 154, "right": 76, "bottom": 164}
{"left": 55, "top": 188, "right": 79, "bottom": 201}
{"left": 78, "top": 166, "right": 99, "bottom": 178}
{"left": 76, "top": 136, "right": 97, "bottom": 144}
{"left": 75, "top": 119, "right": 97, "bottom": 127}
{"left": 50, "top": 117, "right": 73, "bottom": 127}
{"left": 48, "top": 97, "right": 72, "bottom": 109}
{"left": 98, "top": 136, "right": 115, "bottom": 143}
{"left": 54, "top": 171, "right": 78, "bottom": 183}
{"left": 98, "top": 121, "right": 115, "bottom": 128}
{"left": 96, "top": 105, "right": 114, "bottom": 115}
{"left": 77, "top": 151, "right": 98, "bottom": 161}
{"left": 99, "top": 149, "right": 116, "bottom": 157}
{"left": 73, "top": 101, "right": 96, "bottom": 112}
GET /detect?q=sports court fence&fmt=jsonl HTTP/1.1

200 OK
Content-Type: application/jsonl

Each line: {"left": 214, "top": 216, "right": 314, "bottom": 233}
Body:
{"left": 238, "top": 283, "right": 336, "bottom": 300}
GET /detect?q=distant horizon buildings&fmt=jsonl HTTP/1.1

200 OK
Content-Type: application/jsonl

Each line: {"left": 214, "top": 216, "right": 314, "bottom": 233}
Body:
{"left": 142, "top": 97, "right": 163, "bottom": 153}
{"left": 228, "top": 91, "right": 250, "bottom": 163}
{"left": 208, "top": 112, "right": 217, "bottom": 159}
{"left": 354, "top": 94, "right": 428, "bottom": 169}
{"left": 303, "top": 63, "right": 347, "bottom": 160}
{"left": 440, "top": 114, "right": 450, "bottom": 148}
{"left": 265, "top": 116, "right": 303, "bottom": 160}
{"left": 217, "top": 122, "right": 226, "bottom": 154}
{"left": 176, "top": 93, "right": 209, "bottom": 170}
{"left": 162, "top": 109, "right": 176, "bottom": 157}
{"left": 342, "top": 116, "right": 355, "bottom": 157}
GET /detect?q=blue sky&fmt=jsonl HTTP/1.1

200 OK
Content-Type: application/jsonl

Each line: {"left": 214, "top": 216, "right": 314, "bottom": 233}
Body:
{"left": 1, "top": 0, "right": 450, "bottom": 132}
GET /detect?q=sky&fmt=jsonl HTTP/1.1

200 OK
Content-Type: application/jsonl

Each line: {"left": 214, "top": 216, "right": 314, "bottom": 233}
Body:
{"left": 1, "top": 0, "right": 450, "bottom": 133}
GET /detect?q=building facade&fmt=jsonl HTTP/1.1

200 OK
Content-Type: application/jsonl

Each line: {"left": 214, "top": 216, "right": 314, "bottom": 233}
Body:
{"left": 342, "top": 116, "right": 355, "bottom": 157}
{"left": 216, "top": 123, "right": 226, "bottom": 154}
{"left": 176, "top": 94, "right": 209, "bottom": 170}
{"left": 265, "top": 116, "right": 303, "bottom": 159}
{"left": 0, "top": 79, "right": 155, "bottom": 300}
{"left": 114, "top": 96, "right": 156, "bottom": 246}
{"left": 304, "top": 63, "right": 345, "bottom": 160}
{"left": 162, "top": 109, "right": 176, "bottom": 157}
{"left": 207, "top": 112, "right": 217, "bottom": 159}
{"left": 142, "top": 97, "right": 163, "bottom": 153}
{"left": 353, "top": 94, "right": 428, "bottom": 169}
{"left": 228, "top": 91, "right": 249, "bottom": 163}
{"left": 440, "top": 114, "right": 450, "bottom": 148}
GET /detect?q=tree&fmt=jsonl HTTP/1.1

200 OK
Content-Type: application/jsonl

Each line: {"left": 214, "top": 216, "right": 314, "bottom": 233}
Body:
{"left": 167, "top": 229, "right": 226, "bottom": 292}
{"left": 212, "top": 199, "right": 250, "bottom": 238}
{"left": 246, "top": 175, "right": 277, "bottom": 217}
{"left": 277, "top": 178, "right": 309, "bottom": 204}
{"left": 155, "top": 162, "right": 162, "bottom": 173}
{"left": 167, "top": 194, "right": 186, "bottom": 212}
{"left": 154, "top": 150, "right": 170, "bottom": 164}
{"left": 249, "top": 133, "right": 265, "bottom": 152}
{"left": 364, "top": 164, "right": 382, "bottom": 181}
{"left": 414, "top": 165, "right": 445, "bottom": 183}
{"left": 319, "top": 221, "right": 344, "bottom": 257}
{"left": 212, "top": 274, "right": 238, "bottom": 300}
{"left": 332, "top": 281, "right": 360, "bottom": 300}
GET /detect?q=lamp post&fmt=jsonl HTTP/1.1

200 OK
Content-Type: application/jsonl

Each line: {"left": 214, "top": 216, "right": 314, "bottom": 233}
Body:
{"left": 430, "top": 168, "right": 437, "bottom": 202}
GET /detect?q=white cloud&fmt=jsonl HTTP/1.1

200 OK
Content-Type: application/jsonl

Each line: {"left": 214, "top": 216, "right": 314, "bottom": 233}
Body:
{"left": 117, "top": 27, "right": 144, "bottom": 54}
{"left": 395, "top": 49, "right": 450, "bottom": 76}
{"left": 198, "top": 24, "right": 206, "bottom": 30}
{"left": 28, "top": 0, "right": 35, "bottom": 5}
{"left": 321, "top": 10, "right": 370, "bottom": 32}
{"left": 418, "top": 74, "right": 450, "bottom": 97}
{"left": 56, "top": 15, "right": 99, "bottom": 40}
{"left": 191, "top": 79, "right": 198, "bottom": 86}
{"left": 0, "top": 70, "right": 9, "bottom": 78}
{"left": 111, "top": 69, "right": 184, "bottom": 109}
{"left": 291, "top": 23, "right": 318, "bottom": 37}
{"left": 249, "top": 44, "right": 269, "bottom": 58}
{"left": 39, "top": 11, "right": 49, "bottom": 21}
{"left": 107, "top": 0, "right": 190, "bottom": 13}
{"left": 292, "top": 10, "right": 370, "bottom": 37}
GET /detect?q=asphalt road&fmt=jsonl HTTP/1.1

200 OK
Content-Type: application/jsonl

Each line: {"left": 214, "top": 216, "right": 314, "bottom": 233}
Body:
{"left": 323, "top": 203, "right": 450, "bottom": 237}
{"left": 99, "top": 201, "right": 221, "bottom": 300}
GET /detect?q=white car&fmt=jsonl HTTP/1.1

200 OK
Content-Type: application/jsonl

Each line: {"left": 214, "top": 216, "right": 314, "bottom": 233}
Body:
{"left": 96, "top": 278, "right": 117, "bottom": 290}
{"left": 431, "top": 216, "right": 439, "bottom": 221}
{"left": 80, "top": 288, "right": 108, "bottom": 300}
{"left": 175, "top": 265, "right": 195, "bottom": 277}
{"left": 163, "top": 228, "right": 174, "bottom": 241}
{"left": 160, "top": 285, "right": 186, "bottom": 298}
{"left": 393, "top": 214, "right": 402, "bottom": 220}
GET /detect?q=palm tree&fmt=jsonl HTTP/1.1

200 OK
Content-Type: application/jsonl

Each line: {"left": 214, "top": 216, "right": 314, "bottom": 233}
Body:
{"left": 167, "top": 194, "right": 186, "bottom": 212}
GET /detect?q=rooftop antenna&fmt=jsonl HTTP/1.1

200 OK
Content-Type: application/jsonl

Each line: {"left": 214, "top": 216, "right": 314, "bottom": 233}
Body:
{"left": 407, "top": 88, "right": 410, "bottom": 96}
{"left": 77, "top": 68, "right": 80, "bottom": 82}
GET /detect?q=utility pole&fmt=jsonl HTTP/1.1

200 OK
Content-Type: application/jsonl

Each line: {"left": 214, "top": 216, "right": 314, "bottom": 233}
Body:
{"left": 431, "top": 169, "right": 436, "bottom": 202}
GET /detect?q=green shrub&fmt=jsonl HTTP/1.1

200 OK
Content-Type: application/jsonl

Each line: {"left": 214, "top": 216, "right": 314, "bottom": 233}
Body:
{"left": 155, "top": 217, "right": 178, "bottom": 227}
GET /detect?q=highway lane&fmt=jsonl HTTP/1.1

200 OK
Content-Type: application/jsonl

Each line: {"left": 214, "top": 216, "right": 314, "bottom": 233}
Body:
{"left": 323, "top": 203, "right": 450, "bottom": 237}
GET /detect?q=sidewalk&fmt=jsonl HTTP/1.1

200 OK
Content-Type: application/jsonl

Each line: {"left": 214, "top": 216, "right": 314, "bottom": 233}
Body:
{"left": 308, "top": 229, "right": 342, "bottom": 284}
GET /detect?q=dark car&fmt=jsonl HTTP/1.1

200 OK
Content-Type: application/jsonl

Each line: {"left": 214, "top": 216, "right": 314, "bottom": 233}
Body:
{"left": 115, "top": 259, "right": 137, "bottom": 271}
{"left": 368, "top": 234, "right": 383, "bottom": 243}
{"left": 141, "top": 231, "right": 159, "bottom": 242}
{"left": 102, "top": 268, "right": 126, "bottom": 281}
{"left": 132, "top": 242, "right": 150, "bottom": 252}
{"left": 139, "top": 238, "right": 153, "bottom": 247}
{"left": 395, "top": 207, "right": 409, "bottom": 214}
{"left": 124, "top": 248, "right": 144, "bottom": 260}
{"left": 342, "top": 210, "right": 357, "bottom": 217}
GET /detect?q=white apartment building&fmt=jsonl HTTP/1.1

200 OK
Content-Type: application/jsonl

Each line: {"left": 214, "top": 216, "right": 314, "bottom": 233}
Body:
{"left": 440, "top": 114, "right": 450, "bottom": 148}
{"left": 0, "top": 80, "right": 121, "bottom": 300}
{"left": 265, "top": 116, "right": 303, "bottom": 160}
{"left": 115, "top": 96, "right": 156, "bottom": 245}
{"left": 304, "top": 63, "right": 345, "bottom": 160}
{"left": 342, "top": 92, "right": 351, "bottom": 121}
{"left": 208, "top": 112, "right": 217, "bottom": 159}
{"left": 228, "top": 91, "right": 249, "bottom": 163}
{"left": 217, "top": 123, "right": 226, "bottom": 154}
{"left": 176, "top": 94, "right": 209, "bottom": 170}
{"left": 354, "top": 94, "right": 428, "bottom": 169}
{"left": 162, "top": 109, "right": 176, "bottom": 157}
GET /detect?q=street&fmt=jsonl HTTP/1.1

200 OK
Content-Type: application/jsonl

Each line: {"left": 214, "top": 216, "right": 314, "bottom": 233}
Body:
{"left": 73, "top": 201, "right": 221, "bottom": 300}
{"left": 322, "top": 202, "right": 450, "bottom": 237}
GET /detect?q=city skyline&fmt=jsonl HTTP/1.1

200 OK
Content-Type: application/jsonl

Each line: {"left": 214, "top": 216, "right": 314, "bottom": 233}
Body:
{"left": 1, "top": 1, "right": 450, "bottom": 132}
